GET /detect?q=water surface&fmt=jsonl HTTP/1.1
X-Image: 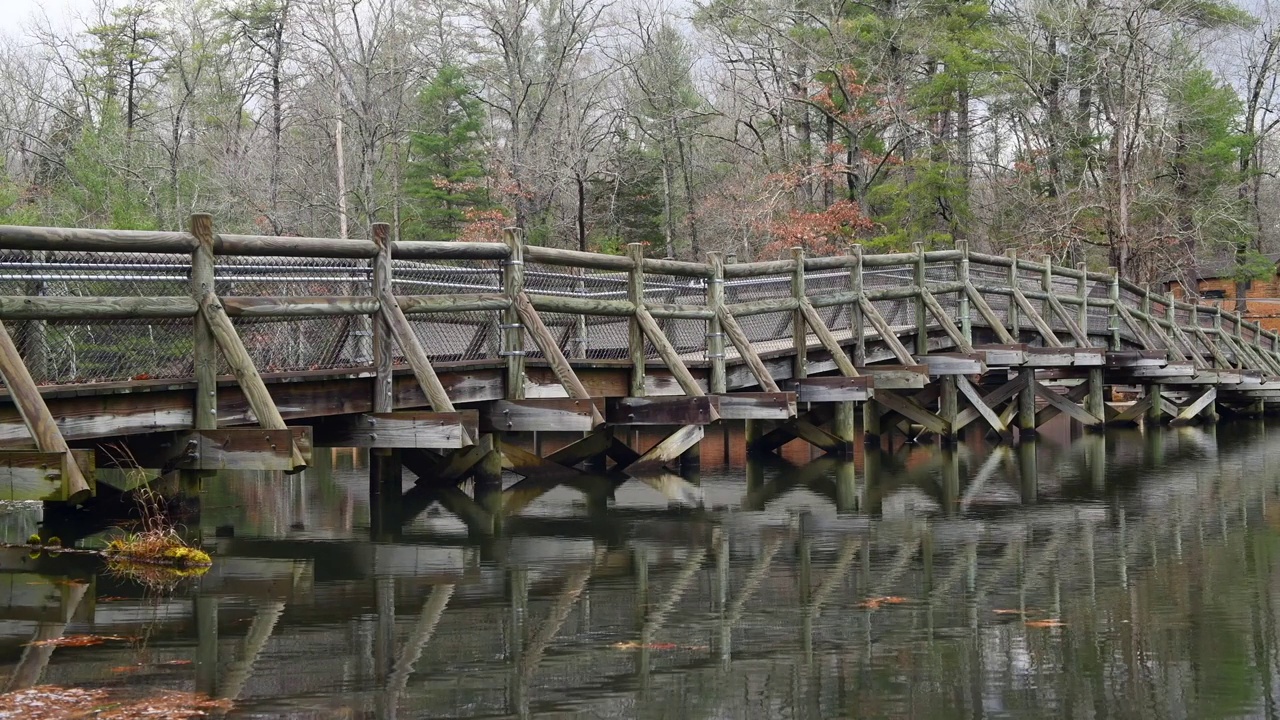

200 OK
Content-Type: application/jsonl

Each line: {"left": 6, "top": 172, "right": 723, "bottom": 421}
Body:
{"left": 1, "top": 423, "right": 1279, "bottom": 719}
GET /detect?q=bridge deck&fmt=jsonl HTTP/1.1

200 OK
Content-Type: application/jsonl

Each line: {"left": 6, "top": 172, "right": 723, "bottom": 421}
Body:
{"left": 0, "top": 217, "right": 1276, "bottom": 502}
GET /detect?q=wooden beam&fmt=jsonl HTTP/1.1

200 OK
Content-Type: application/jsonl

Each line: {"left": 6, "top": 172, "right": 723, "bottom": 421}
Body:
{"left": 606, "top": 396, "right": 716, "bottom": 425}
{"left": 1010, "top": 288, "right": 1063, "bottom": 347}
{"left": 953, "top": 372, "right": 1028, "bottom": 431}
{"left": 798, "top": 300, "right": 857, "bottom": 376}
{"left": 504, "top": 229, "right": 526, "bottom": 399}
{"left": 920, "top": 287, "right": 974, "bottom": 353}
{"left": 964, "top": 284, "right": 1017, "bottom": 344}
{"left": 857, "top": 297, "right": 915, "bottom": 364}
{"left": 622, "top": 425, "right": 704, "bottom": 472}
{"left": 717, "top": 307, "right": 781, "bottom": 392}
{"left": 513, "top": 293, "right": 605, "bottom": 426}
{"left": 873, "top": 389, "right": 951, "bottom": 436}
{"left": 0, "top": 320, "right": 92, "bottom": 501}
{"left": 634, "top": 305, "right": 717, "bottom": 421}
{"left": 0, "top": 449, "right": 94, "bottom": 501}
{"left": 794, "top": 377, "right": 874, "bottom": 402}
{"left": 482, "top": 398, "right": 597, "bottom": 433}
{"left": 856, "top": 365, "right": 928, "bottom": 389}
{"left": 329, "top": 412, "right": 478, "bottom": 449}
{"left": 1172, "top": 387, "right": 1217, "bottom": 426}
{"left": 378, "top": 297, "right": 457, "bottom": 415}
{"left": 955, "top": 375, "right": 1010, "bottom": 437}
{"left": 918, "top": 353, "right": 986, "bottom": 375}
{"left": 1113, "top": 301, "right": 1156, "bottom": 351}
{"left": 714, "top": 393, "right": 798, "bottom": 420}
{"left": 407, "top": 435, "right": 493, "bottom": 486}
{"left": 1033, "top": 382, "right": 1100, "bottom": 426}
{"left": 167, "top": 427, "right": 314, "bottom": 470}
{"left": 1112, "top": 395, "right": 1153, "bottom": 424}
{"left": 544, "top": 429, "right": 614, "bottom": 467}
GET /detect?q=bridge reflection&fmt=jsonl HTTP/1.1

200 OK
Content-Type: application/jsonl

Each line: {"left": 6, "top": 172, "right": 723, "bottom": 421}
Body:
{"left": 0, "top": 421, "right": 1273, "bottom": 718}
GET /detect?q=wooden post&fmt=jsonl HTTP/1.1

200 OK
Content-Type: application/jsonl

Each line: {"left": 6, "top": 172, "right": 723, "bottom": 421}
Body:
{"left": 627, "top": 243, "right": 646, "bottom": 397}
{"left": 372, "top": 222, "right": 394, "bottom": 414}
{"left": 1146, "top": 384, "right": 1163, "bottom": 425}
{"left": 833, "top": 401, "right": 856, "bottom": 455}
{"left": 792, "top": 247, "right": 807, "bottom": 380}
{"left": 850, "top": 244, "right": 865, "bottom": 366}
{"left": 503, "top": 228, "right": 526, "bottom": 399}
{"left": 863, "top": 399, "right": 882, "bottom": 444}
{"left": 1006, "top": 249, "right": 1020, "bottom": 339}
{"left": 1087, "top": 368, "right": 1105, "bottom": 425}
{"left": 572, "top": 267, "right": 587, "bottom": 360}
{"left": 957, "top": 241, "right": 972, "bottom": 346}
{"left": 1041, "top": 256, "right": 1056, "bottom": 341}
{"left": 190, "top": 213, "right": 218, "bottom": 431}
{"left": 914, "top": 242, "right": 928, "bottom": 356}
{"left": 707, "top": 252, "right": 727, "bottom": 395}
{"left": 1076, "top": 262, "right": 1090, "bottom": 346}
{"left": 1017, "top": 368, "right": 1036, "bottom": 437}
{"left": 939, "top": 375, "right": 958, "bottom": 443}
{"left": 1108, "top": 267, "right": 1121, "bottom": 351}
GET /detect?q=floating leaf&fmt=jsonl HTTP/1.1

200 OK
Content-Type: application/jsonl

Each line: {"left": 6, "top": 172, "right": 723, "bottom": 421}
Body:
{"left": 858, "top": 596, "right": 910, "bottom": 610}
{"left": 1024, "top": 619, "right": 1067, "bottom": 628}
{"left": 612, "top": 641, "right": 708, "bottom": 651}
{"left": 25, "top": 634, "right": 134, "bottom": 648}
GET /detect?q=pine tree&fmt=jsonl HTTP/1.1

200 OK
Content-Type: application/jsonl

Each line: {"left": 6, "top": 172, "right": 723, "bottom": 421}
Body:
{"left": 403, "top": 66, "right": 490, "bottom": 241}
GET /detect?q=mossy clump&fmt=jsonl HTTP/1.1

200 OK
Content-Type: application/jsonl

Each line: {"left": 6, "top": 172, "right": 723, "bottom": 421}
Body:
{"left": 104, "top": 532, "right": 211, "bottom": 590}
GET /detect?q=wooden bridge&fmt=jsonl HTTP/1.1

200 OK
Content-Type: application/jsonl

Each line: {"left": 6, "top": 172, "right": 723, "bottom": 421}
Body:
{"left": 0, "top": 213, "right": 1276, "bottom": 504}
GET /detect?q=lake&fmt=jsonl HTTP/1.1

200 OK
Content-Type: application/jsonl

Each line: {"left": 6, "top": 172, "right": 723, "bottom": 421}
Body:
{"left": 0, "top": 422, "right": 1277, "bottom": 719}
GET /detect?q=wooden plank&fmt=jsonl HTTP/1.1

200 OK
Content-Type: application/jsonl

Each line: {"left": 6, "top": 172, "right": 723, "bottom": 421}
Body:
{"left": 794, "top": 377, "right": 874, "bottom": 403}
{"left": 482, "top": 399, "right": 597, "bottom": 433}
{"left": 164, "top": 427, "right": 316, "bottom": 470}
{"left": 1023, "top": 347, "right": 1105, "bottom": 367}
{"left": 0, "top": 296, "right": 198, "bottom": 320}
{"left": 1123, "top": 363, "right": 1196, "bottom": 378}
{"left": 1105, "top": 350, "right": 1167, "bottom": 367}
{"left": 919, "top": 353, "right": 986, "bottom": 375}
{"left": 1113, "top": 301, "right": 1157, "bottom": 350}
{"left": 379, "top": 296, "right": 458, "bottom": 415}
{"left": 606, "top": 396, "right": 716, "bottom": 426}
{"left": 0, "top": 449, "right": 93, "bottom": 501}
{"left": 714, "top": 392, "right": 797, "bottom": 420}
{"left": 330, "top": 412, "right": 478, "bottom": 449}
{"left": 1044, "top": 293, "right": 1090, "bottom": 347}
{"left": 975, "top": 344, "right": 1027, "bottom": 367}
{"left": 623, "top": 425, "right": 704, "bottom": 472}
{"left": 408, "top": 435, "right": 493, "bottom": 486}
{"left": 0, "top": 319, "right": 92, "bottom": 502}
{"left": 856, "top": 365, "right": 928, "bottom": 389}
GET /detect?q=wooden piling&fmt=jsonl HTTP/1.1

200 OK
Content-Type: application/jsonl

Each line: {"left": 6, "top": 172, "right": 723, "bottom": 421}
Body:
{"left": 372, "top": 222, "right": 394, "bottom": 413}
{"left": 707, "top": 252, "right": 727, "bottom": 394}
{"left": 191, "top": 213, "right": 218, "bottom": 432}
{"left": 627, "top": 243, "right": 646, "bottom": 397}
{"left": 792, "top": 247, "right": 807, "bottom": 380}
{"left": 503, "top": 228, "right": 526, "bottom": 399}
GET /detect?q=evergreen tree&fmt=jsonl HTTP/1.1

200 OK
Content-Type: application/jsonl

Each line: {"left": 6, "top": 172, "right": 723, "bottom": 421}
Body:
{"left": 403, "top": 66, "right": 490, "bottom": 241}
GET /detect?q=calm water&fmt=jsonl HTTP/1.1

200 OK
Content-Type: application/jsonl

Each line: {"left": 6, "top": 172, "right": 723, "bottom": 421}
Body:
{"left": 2, "top": 423, "right": 1280, "bottom": 719}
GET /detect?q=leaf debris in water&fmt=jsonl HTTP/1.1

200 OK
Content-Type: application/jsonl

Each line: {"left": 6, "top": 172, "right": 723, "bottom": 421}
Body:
{"left": 24, "top": 634, "right": 135, "bottom": 648}
{"left": 0, "top": 686, "right": 232, "bottom": 719}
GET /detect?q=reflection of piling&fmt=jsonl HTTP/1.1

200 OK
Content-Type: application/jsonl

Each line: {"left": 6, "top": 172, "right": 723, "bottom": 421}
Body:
{"left": 195, "top": 596, "right": 219, "bottom": 696}
{"left": 384, "top": 584, "right": 455, "bottom": 713}
{"left": 218, "top": 599, "right": 287, "bottom": 700}
{"left": 1018, "top": 441, "right": 1038, "bottom": 504}
{"left": 6, "top": 581, "right": 90, "bottom": 691}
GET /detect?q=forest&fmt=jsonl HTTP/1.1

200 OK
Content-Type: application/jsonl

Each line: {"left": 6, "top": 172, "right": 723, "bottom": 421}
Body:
{"left": 1, "top": 0, "right": 1279, "bottom": 286}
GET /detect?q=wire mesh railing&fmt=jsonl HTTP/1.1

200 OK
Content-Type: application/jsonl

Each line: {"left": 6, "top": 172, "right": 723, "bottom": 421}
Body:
{"left": 2, "top": 223, "right": 1279, "bottom": 391}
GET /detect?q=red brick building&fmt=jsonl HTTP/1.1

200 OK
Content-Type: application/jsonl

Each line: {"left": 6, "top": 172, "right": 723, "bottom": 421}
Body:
{"left": 1166, "top": 254, "right": 1280, "bottom": 331}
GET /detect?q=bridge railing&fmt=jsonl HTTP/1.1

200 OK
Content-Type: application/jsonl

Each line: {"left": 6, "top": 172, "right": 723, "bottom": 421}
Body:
{"left": 0, "top": 217, "right": 1277, "bottom": 392}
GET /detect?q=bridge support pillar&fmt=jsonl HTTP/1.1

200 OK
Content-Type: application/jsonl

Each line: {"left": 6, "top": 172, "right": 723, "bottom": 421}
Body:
{"left": 863, "top": 399, "right": 883, "bottom": 445}
{"left": 1146, "top": 383, "right": 1165, "bottom": 426}
{"left": 369, "top": 449, "right": 402, "bottom": 539}
{"left": 1016, "top": 369, "right": 1037, "bottom": 439}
